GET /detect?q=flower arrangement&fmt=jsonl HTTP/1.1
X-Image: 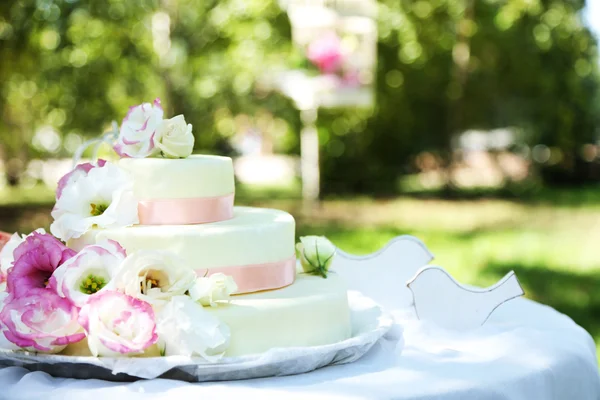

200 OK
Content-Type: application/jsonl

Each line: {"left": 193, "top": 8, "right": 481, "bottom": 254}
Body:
{"left": 0, "top": 110, "right": 235, "bottom": 359}
{"left": 114, "top": 99, "right": 194, "bottom": 159}
{"left": 0, "top": 230, "right": 237, "bottom": 358}
{"left": 71, "top": 98, "right": 195, "bottom": 175}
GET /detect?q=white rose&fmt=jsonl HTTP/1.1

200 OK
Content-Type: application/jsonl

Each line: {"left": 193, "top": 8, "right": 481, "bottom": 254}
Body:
{"left": 154, "top": 115, "right": 194, "bottom": 158}
{"left": 296, "top": 236, "right": 337, "bottom": 278}
{"left": 114, "top": 98, "right": 164, "bottom": 158}
{"left": 112, "top": 250, "right": 197, "bottom": 306}
{"left": 189, "top": 273, "right": 237, "bottom": 307}
{"left": 156, "top": 295, "right": 230, "bottom": 359}
{"left": 50, "top": 162, "right": 139, "bottom": 241}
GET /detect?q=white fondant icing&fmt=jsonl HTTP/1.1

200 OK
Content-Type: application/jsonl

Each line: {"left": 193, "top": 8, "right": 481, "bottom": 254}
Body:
{"left": 118, "top": 155, "right": 234, "bottom": 200}
{"left": 70, "top": 207, "right": 295, "bottom": 270}
{"left": 206, "top": 273, "right": 351, "bottom": 356}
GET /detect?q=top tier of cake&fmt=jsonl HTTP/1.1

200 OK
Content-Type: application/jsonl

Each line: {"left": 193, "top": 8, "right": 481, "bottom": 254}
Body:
{"left": 119, "top": 155, "right": 235, "bottom": 201}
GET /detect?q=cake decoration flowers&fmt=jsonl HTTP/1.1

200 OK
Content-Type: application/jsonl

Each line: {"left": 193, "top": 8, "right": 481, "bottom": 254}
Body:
{"left": 112, "top": 250, "right": 197, "bottom": 307}
{"left": 0, "top": 228, "right": 46, "bottom": 291}
{"left": 0, "top": 234, "right": 235, "bottom": 359}
{"left": 50, "top": 240, "right": 127, "bottom": 307}
{"left": 56, "top": 160, "right": 107, "bottom": 200}
{"left": 6, "top": 231, "right": 76, "bottom": 300}
{"left": 50, "top": 161, "right": 139, "bottom": 242}
{"left": 114, "top": 98, "right": 164, "bottom": 158}
{"left": 296, "top": 236, "right": 337, "bottom": 278}
{"left": 156, "top": 295, "right": 230, "bottom": 359}
{"left": 78, "top": 290, "right": 158, "bottom": 357}
{"left": 154, "top": 114, "right": 194, "bottom": 158}
{"left": 0, "top": 288, "right": 85, "bottom": 353}
{"left": 112, "top": 98, "right": 195, "bottom": 159}
{"left": 189, "top": 273, "right": 238, "bottom": 307}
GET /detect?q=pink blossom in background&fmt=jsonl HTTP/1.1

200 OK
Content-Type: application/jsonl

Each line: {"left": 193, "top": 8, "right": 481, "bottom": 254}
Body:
{"left": 342, "top": 70, "right": 361, "bottom": 87}
{"left": 56, "top": 159, "right": 107, "bottom": 200}
{"left": 0, "top": 288, "right": 84, "bottom": 352}
{"left": 307, "top": 32, "right": 344, "bottom": 75}
{"left": 6, "top": 232, "right": 76, "bottom": 299}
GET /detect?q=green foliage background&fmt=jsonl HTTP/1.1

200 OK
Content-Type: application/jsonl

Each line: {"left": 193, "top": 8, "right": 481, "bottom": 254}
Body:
{"left": 0, "top": 0, "right": 598, "bottom": 193}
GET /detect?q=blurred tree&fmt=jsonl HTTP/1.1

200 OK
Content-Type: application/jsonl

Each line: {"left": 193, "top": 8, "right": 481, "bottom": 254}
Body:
{"left": 0, "top": 0, "right": 297, "bottom": 185}
{"left": 320, "top": 0, "right": 600, "bottom": 195}
{"left": 0, "top": 0, "right": 598, "bottom": 194}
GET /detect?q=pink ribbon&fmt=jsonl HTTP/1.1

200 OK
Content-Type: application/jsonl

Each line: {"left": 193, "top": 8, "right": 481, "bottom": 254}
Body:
{"left": 138, "top": 193, "right": 234, "bottom": 225}
{"left": 196, "top": 255, "right": 297, "bottom": 294}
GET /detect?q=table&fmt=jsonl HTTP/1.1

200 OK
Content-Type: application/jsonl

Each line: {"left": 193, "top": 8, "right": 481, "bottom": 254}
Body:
{"left": 1, "top": 296, "right": 598, "bottom": 400}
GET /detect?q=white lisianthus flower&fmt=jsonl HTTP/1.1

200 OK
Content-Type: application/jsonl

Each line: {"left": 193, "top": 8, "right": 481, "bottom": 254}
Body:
{"left": 114, "top": 98, "right": 164, "bottom": 158}
{"left": 154, "top": 115, "right": 194, "bottom": 158}
{"left": 79, "top": 290, "right": 158, "bottom": 357}
{"left": 156, "top": 295, "right": 230, "bottom": 359}
{"left": 50, "top": 240, "right": 127, "bottom": 307}
{"left": 189, "top": 273, "right": 237, "bottom": 307}
{"left": 113, "top": 250, "right": 197, "bottom": 307}
{"left": 0, "top": 228, "right": 46, "bottom": 290}
{"left": 296, "top": 236, "right": 337, "bottom": 278}
{"left": 50, "top": 162, "right": 139, "bottom": 242}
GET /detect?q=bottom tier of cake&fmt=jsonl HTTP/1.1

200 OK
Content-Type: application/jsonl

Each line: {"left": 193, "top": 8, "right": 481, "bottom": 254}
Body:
{"left": 206, "top": 272, "right": 352, "bottom": 357}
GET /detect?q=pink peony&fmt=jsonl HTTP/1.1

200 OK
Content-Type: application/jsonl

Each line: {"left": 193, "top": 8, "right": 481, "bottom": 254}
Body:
{"left": 0, "top": 288, "right": 84, "bottom": 352}
{"left": 114, "top": 98, "right": 164, "bottom": 158}
{"left": 79, "top": 290, "right": 158, "bottom": 356}
{"left": 6, "top": 232, "right": 76, "bottom": 299}
{"left": 307, "top": 32, "right": 344, "bottom": 75}
{"left": 56, "top": 160, "right": 107, "bottom": 200}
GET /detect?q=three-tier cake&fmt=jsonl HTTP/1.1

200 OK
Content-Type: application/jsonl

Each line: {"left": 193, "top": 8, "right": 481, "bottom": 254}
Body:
{"left": 0, "top": 99, "right": 351, "bottom": 359}
{"left": 69, "top": 155, "right": 351, "bottom": 357}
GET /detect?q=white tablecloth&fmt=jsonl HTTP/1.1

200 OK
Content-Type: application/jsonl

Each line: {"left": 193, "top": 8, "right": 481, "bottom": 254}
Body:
{"left": 1, "top": 296, "right": 598, "bottom": 400}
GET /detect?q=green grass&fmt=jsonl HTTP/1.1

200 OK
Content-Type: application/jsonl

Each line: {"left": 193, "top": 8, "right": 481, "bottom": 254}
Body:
{"left": 0, "top": 184, "right": 54, "bottom": 206}
{"left": 1, "top": 183, "right": 600, "bottom": 359}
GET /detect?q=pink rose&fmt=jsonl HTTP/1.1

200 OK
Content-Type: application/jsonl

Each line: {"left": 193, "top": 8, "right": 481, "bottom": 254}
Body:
{"left": 56, "top": 160, "right": 107, "bottom": 200}
{"left": 0, "top": 288, "right": 84, "bottom": 352}
{"left": 114, "top": 98, "right": 164, "bottom": 158}
{"left": 6, "top": 232, "right": 76, "bottom": 300}
{"left": 79, "top": 290, "right": 158, "bottom": 356}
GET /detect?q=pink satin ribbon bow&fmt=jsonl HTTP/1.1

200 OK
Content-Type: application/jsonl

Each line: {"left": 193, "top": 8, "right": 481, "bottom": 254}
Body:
{"left": 138, "top": 193, "right": 234, "bottom": 225}
{"left": 196, "top": 255, "right": 297, "bottom": 294}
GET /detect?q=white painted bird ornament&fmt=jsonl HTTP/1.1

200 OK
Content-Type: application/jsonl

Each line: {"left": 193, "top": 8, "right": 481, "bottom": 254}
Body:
{"left": 407, "top": 266, "right": 524, "bottom": 330}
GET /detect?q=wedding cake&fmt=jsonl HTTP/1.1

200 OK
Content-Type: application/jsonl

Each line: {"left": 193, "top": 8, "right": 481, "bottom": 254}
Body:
{"left": 0, "top": 99, "right": 351, "bottom": 359}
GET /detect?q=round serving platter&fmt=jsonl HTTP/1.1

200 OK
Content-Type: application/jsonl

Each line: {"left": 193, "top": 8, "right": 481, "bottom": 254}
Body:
{"left": 0, "top": 291, "right": 395, "bottom": 382}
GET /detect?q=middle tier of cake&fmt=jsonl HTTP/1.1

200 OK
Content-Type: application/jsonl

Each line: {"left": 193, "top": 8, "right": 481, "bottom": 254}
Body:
{"left": 69, "top": 206, "right": 296, "bottom": 293}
